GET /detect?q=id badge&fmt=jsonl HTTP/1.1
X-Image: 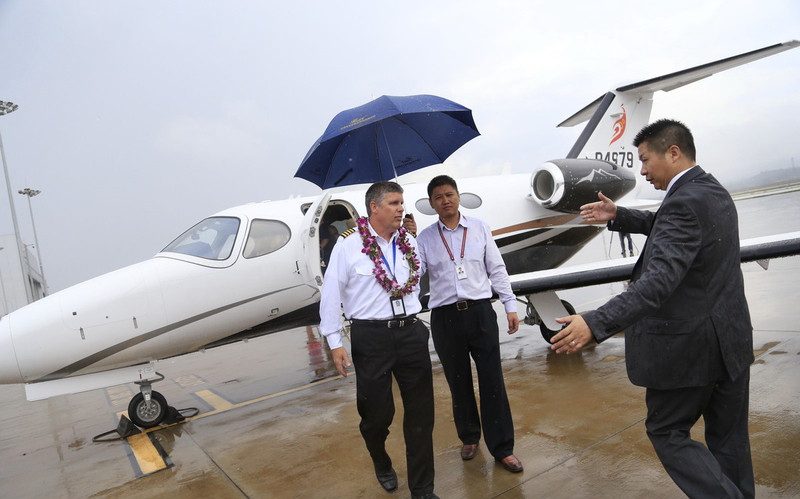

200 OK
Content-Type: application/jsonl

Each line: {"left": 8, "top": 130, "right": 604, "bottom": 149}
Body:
{"left": 390, "top": 297, "right": 406, "bottom": 317}
{"left": 456, "top": 265, "right": 468, "bottom": 280}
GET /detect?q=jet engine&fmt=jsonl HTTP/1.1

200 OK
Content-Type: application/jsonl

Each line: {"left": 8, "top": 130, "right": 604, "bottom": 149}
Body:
{"left": 530, "top": 158, "right": 636, "bottom": 213}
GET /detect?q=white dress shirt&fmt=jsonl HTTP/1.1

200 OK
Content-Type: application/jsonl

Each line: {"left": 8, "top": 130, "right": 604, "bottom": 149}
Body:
{"left": 416, "top": 214, "right": 516, "bottom": 313}
{"left": 666, "top": 165, "right": 698, "bottom": 195}
{"left": 319, "top": 221, "right": 423, "bottom": 349}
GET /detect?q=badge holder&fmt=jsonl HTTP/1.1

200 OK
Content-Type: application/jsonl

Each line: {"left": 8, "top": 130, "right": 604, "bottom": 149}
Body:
{"left": 391, "top": 297, "right": 406, "bottom": 317}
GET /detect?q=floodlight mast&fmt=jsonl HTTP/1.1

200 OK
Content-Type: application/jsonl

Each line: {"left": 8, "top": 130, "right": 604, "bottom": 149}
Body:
{"left": 19, "top": 187, "right": 48, "bottom": 295}
{"left": 1, "top": 100, "right": 33, "bottom": 303}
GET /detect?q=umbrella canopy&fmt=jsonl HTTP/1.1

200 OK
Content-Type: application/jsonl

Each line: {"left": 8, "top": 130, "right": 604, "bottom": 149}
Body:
{"left": 295, "top": 94, "right": 480, "bottom": 188}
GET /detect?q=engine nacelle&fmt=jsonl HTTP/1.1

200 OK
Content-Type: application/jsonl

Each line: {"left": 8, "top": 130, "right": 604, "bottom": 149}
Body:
{"left": 530, "top": 158, "right": 636, "bottom": 213}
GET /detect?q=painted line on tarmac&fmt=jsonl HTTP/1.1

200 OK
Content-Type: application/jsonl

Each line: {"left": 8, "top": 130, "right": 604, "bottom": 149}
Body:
{"left": 144, "top": 373, "right": 347, "bottom": 431}
{"left": 195, "top": 389, "right": 235, "bottom": 411}
{"left": 111, "top": 409, "right": 173, "bottom": 477}
{"left": 182, "top": 374, "right": 347, "bottom": 422}
{"left": 115, "top": 373, "right": 347, "bottom": 478}
{"left": 126, "top": 432, "right": 172, "bottom": 476}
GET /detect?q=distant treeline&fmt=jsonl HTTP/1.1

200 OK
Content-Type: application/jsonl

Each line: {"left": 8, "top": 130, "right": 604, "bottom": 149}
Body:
{"left": 724, "top": 166, "right": 800, "bottom": 193}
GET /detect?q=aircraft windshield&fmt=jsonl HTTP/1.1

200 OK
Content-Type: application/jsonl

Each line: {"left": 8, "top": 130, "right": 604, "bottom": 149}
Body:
{"left": 162, "top": 217, "right": 240, "bottom": 260}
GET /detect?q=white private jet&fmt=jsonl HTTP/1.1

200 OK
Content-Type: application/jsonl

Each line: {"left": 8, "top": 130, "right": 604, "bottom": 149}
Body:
{"left": 1, "top": 41, "right": 799, "bottom": 429}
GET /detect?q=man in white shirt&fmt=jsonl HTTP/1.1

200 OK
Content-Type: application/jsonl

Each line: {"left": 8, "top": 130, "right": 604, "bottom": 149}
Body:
{"left": 413, "top": 175, "right": 523, "bottom": 474}
{"left": 319, "top": 181, "right": 438, "bottom": 499}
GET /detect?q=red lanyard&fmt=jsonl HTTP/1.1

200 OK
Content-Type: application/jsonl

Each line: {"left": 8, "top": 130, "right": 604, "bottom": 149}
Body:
{"left": 437, "top": 223, "right": 467, "bottom": 263}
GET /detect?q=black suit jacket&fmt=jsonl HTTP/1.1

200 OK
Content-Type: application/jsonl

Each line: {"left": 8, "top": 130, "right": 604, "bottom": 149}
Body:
{"left": 584, "top": 167, "right": 753, "bottom": 389}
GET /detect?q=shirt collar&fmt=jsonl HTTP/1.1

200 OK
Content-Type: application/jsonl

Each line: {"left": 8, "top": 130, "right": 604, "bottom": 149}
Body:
{"left": 437, "top": 213, "right": 467, "bottom": 231}
{"left": 666, "top": 165, "right": 697, "bottom": 195}
{"left": 367, "top": 220, "right": 397, "bottom": 243}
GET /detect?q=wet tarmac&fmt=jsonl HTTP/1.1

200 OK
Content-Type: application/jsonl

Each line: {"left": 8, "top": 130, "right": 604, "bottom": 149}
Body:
{"left": 1, "top": 191, "right": 798, "bottom": 498}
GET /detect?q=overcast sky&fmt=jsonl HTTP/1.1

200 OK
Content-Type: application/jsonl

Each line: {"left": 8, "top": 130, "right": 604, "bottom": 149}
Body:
{"left": 1, "top": 1, "right": 798, "bottom": 293}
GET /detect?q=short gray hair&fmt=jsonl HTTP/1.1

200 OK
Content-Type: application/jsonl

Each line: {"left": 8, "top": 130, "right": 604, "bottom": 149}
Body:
{"left": 365, "top": 181, "right": 403, "bottom": 214}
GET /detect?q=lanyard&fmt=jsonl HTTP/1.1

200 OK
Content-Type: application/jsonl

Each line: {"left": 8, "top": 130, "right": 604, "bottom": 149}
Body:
{"left": 380, "top": 240, "right": 398, "bottom": 279}
{"left": 437, "top": 223, "right": 467, "bottom": 264}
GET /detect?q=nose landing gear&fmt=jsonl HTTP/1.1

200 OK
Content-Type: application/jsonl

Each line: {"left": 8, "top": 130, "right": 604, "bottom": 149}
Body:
{"left": 128, "top": 372, "right": 168, "bottom": 428}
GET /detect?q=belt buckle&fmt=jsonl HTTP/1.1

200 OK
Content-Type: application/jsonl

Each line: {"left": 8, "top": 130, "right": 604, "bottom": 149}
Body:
{"left": 456, "top": 300, "right": 468, "bottom": 311}
{"left": 389, "top": 317, "right": 413, "bottom": 328}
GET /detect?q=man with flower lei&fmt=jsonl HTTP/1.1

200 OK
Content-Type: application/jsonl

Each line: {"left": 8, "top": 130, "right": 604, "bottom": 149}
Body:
{"left": 319, "top": 181, "right": 438, "bottom": 499}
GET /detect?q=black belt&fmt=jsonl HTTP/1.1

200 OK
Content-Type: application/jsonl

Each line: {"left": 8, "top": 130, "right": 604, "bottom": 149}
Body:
{"left": 351, "top": 315, "right": 418, "bottom": 329}
{"left": 437, "top": 298, "right": 489, "bottom": 311}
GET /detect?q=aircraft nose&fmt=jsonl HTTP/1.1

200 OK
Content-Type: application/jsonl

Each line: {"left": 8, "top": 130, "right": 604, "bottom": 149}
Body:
{"left": 0, "top": 317, "right": 23, "bottom": 384}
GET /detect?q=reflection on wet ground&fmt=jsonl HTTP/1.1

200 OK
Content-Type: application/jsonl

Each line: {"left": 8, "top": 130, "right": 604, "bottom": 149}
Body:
{"left": 1, "top": 255, "right": 798, "bottom": 498}
{"left": 0, "top": 193, "right": 799, "bottom": 498}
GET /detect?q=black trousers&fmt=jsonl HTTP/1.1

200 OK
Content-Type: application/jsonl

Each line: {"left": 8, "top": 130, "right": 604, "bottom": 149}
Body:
{"left": 645, "top": 369, "right": 754, "bottom": 499}
{"left": 430, "top": 300, "right": 514, "bottom": 459}
{"left": 350, "top": 320, "right": 435, "bottom": 495}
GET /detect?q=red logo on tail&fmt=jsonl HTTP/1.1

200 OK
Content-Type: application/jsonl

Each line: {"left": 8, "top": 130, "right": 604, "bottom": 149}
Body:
{"left": 609, "top": 104, "right": 626, "bottom": 145}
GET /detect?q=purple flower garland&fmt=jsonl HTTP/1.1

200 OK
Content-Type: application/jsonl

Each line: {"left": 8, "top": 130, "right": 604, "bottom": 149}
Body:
{"left": 357, "top": 217, "right": 420, "bottom": 298}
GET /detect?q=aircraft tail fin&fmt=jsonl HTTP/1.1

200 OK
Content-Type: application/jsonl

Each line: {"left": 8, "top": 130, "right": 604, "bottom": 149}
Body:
{"left": 558, "top": 40, "right": 799, "bottom": 200}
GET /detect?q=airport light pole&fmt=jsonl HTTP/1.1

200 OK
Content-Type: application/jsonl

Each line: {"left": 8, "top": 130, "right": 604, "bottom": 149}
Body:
{"left": 0, "top": 247, "right": 9, "bottom": 315}
{"left": 18, "top": 188, "right": 47, "bottom": 295}
{"left": 0, "top": 100, "right": 32, "bottom": 303}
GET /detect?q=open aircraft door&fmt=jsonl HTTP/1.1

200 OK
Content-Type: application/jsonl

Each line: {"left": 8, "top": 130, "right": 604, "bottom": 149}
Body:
{"left": 300, "top": 191, "right": 332, "bottom": 292}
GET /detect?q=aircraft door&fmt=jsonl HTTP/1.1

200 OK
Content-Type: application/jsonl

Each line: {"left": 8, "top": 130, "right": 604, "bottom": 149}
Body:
{"left": 300, "top": 192, "right": 332, "bottom": 290}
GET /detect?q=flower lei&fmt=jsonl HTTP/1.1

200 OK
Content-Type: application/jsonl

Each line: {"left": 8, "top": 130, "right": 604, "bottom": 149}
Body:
{"left": 357, "top": 217, "right": 420, "bottom": 298}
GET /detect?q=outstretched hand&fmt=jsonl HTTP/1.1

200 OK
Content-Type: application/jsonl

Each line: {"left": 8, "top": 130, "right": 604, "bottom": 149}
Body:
{"left": 550, "top": 314, "right": 596, "bottom": 354}
{"left": 580, "top": 192, "right": 617, "bottom": 223}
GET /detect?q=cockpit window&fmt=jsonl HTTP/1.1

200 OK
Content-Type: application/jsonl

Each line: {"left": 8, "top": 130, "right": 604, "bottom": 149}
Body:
{"left": 162, "top": 217, "right": 240, "bottom": 260}
{"left": 243, "top": 219, "right": 291, "bottom": 258}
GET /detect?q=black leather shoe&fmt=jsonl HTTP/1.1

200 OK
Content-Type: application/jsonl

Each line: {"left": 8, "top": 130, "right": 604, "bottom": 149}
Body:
{"left": 375, "top": 467, "right": 398, "bottom": 492}
{"left": 411, "top": 494, "right": 439, "bottom": 499}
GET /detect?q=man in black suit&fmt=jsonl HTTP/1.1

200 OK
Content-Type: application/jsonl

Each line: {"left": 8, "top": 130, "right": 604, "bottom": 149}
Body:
{"left": 551, "top": 119, "right": 754, "bottom": 498}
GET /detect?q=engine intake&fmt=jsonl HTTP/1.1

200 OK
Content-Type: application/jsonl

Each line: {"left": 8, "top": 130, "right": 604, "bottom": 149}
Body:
{"left": 530, "top": 158, "right": 636, "bottom": 213}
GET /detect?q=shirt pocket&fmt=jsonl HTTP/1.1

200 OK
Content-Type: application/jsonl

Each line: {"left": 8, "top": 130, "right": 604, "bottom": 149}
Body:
{"left": 464, "top": 241, "right": 485, "bottom": 264}
{"left": 355, "top": 261, "right": 375, "bottom": 277}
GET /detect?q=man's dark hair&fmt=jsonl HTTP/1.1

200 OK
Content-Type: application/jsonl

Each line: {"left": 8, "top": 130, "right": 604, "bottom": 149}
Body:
{"left": 633, "top": 119, "right": 696, "bottom": 162}
{"left": 365, "top": 181, "right": 403, "bottom": 214}
{"left": 427, "top": 175, "right": 459, "bottom": 198}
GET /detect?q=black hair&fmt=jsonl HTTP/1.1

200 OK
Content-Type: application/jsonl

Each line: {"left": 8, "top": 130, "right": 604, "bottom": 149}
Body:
{"left": 426, "top": 175, "right": 458, "bottom": 198}
{"left": 633, "top": 118, "right": 696, "bottom": 162}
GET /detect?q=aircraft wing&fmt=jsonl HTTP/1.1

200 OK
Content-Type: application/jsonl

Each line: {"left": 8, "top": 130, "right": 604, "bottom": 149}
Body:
{"left": 509, "top": 231, "right": 800, "bottom": 295}
{"left": 558, "top": 40, "right": 800, "bottom": 128}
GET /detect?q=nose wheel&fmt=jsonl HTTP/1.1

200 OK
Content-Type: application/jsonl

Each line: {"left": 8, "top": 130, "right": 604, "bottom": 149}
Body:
{"left": 128, "top": 372, "right": 168, "bottom": 428}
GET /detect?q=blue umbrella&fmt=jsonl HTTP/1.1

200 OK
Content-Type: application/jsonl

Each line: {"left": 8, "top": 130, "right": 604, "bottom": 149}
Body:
{"left": 295, "top": 94, "right": 480, "bottom": 188}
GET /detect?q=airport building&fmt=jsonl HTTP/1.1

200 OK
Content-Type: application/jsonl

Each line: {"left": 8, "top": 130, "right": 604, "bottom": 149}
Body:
{"left": 0, "top": 233, "right": 45, "bottom": 316}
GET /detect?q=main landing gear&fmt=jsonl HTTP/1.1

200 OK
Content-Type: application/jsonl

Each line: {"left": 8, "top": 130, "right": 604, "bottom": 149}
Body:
{"left": 521, "top": 293, "right": 576, "bottom": 343}
{"left": 128, "top": 372, "right": 169, "bottom": 428}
